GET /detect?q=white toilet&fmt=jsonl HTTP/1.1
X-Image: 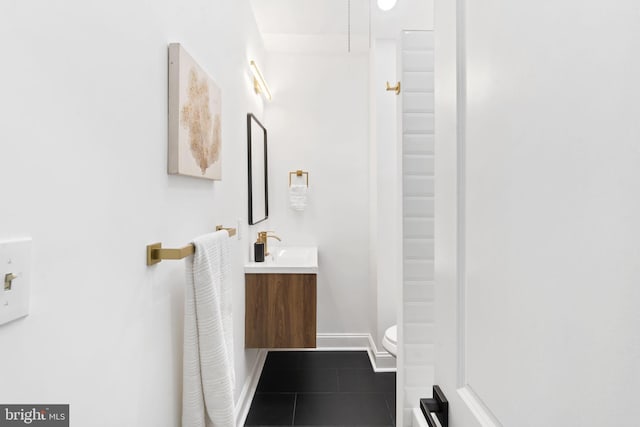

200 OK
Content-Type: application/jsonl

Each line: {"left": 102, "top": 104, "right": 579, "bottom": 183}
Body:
{"left": 382, "top": 325, "right": 397, "bottom": 358}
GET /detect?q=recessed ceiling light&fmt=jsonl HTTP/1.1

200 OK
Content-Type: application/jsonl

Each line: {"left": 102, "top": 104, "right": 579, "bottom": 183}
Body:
{"left": 377, "top": 0, "right": 397, "bottom": 11}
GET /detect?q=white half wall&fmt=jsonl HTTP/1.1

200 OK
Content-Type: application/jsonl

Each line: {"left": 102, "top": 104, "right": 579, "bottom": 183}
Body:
{"left": 400, "top": 30, "right": 435, "bottom": 426}
{"left": 264, "top": 52, "right": 374, "bottom": 336}
{"left": 0, "top": 1, "right": 266, "bottom": 425}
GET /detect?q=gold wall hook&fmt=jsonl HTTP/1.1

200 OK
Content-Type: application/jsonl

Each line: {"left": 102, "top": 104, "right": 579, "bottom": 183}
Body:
{"left": 386, "top": 81, "right": 401, "bottom": 95}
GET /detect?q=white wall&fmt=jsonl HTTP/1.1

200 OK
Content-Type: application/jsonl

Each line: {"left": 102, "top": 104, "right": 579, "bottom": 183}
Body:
{"left": 370, "top": 40, "right": 400, "bottom": 346}
{"left": 264, "top": 53, "right": 373, "bottom": 335}
{"left": 0, "top": 1, "right": 265, "bottom": 425}
{"left": 368, "top": 46, "right": 380, "bottom": 346}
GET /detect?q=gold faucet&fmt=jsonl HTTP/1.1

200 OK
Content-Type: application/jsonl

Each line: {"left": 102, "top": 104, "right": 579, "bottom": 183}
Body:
{"left": 257, "top": 231, "right": 281, "bottom": 256}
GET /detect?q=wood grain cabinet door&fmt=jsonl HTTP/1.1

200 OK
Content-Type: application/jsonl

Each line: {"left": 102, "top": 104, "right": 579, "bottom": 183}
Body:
{"left": 245, "top": 273, "right": 316, "bottom": 348}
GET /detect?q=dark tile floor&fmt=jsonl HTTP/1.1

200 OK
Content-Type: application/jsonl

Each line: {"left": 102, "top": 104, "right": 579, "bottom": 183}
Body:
{"left": 245, "top": 351, "right": 396, "bottom": 426}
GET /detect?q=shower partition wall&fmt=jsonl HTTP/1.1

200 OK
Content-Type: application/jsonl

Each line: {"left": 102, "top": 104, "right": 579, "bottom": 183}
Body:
{"left": 399, "top": 30, "right": 435, "bottom": 426}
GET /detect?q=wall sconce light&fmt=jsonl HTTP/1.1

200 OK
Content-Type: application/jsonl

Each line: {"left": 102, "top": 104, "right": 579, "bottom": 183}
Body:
{"left": 250, "top": 60, "right": 272, "bottom": 101}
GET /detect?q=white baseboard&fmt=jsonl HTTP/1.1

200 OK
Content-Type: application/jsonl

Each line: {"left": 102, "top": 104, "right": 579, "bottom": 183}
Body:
{"left": 316, "top": 333, "right": 397, "bottom": 372}
{"left": 234, "top": 333, "right": 396, "bottom": 426}
{"left": 234, "top": 349, "right": 268, "bottom": 427}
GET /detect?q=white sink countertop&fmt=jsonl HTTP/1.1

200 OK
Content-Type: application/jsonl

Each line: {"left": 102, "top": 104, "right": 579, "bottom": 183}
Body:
{"left": 244, "top": 246, "right": 318, "bottom": 274}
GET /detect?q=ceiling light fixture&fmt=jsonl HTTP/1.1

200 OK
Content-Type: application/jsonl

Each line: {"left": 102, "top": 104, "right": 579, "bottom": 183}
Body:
{"left": 250, "top": 60, "right": 272, "bottom": 101}
{"left": 377, "top": 0, "right": 397, "bottom": 11}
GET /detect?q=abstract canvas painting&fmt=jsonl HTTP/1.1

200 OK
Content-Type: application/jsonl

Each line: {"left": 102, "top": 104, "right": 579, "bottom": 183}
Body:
{"left": 168, "top": 43, "right": 222, "bottom": 180}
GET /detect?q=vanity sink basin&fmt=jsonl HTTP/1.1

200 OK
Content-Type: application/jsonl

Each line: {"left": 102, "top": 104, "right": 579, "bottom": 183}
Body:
{"left": 245, "top": 246, "right": 318, "bottom": 274}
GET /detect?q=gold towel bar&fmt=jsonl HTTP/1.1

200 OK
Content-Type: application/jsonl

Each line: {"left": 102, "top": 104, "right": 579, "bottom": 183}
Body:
{"left": 289, "top": 170, "right": 309, "bottom": 187}
{"left": 146, "top": 225, "right": 237, "bottom": 266}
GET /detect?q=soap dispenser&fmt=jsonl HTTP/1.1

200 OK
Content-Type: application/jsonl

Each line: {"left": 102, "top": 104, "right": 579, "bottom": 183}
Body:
{"left": 254, "top": 237, "right": 265, "bottom": 262}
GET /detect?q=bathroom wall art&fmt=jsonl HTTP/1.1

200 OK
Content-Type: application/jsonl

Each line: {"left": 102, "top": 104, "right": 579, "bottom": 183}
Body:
{"left": 168, "top": 43, "right": 222, "bottom": 180}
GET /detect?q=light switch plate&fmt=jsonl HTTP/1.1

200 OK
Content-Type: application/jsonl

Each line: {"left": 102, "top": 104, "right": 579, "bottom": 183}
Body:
{"left": 0, "top": 238, "right": 32, "bottom": 326}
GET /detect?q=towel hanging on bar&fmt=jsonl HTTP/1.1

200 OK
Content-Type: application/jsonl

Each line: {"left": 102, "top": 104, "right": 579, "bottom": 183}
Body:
{"left": 145, "top": 225, "right": 236, "bottom": 266}
{"left": 288, "top": 170, "right": 309, "bottom": 211}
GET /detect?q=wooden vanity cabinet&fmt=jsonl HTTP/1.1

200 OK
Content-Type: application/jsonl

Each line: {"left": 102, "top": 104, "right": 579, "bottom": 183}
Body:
{"left": 245, "top": 273, "right": 317, "bottom": 348}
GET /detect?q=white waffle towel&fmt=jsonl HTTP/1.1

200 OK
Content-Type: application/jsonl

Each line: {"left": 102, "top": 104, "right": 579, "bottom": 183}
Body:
{"left": 289, "top": 183, "right": 308, "bottom": 211}
{"left": 182, "top": 230, "right": 234, "bottom": 427}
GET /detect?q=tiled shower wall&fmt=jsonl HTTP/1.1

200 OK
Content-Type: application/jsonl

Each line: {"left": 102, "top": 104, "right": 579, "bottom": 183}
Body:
{"left": 401, "top": 30, "right": 435, "bottom": 425}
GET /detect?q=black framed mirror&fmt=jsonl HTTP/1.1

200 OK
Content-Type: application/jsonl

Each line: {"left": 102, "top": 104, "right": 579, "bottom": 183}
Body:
{"left": 247, "top": 113, "right": 268, "bottom": 225}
